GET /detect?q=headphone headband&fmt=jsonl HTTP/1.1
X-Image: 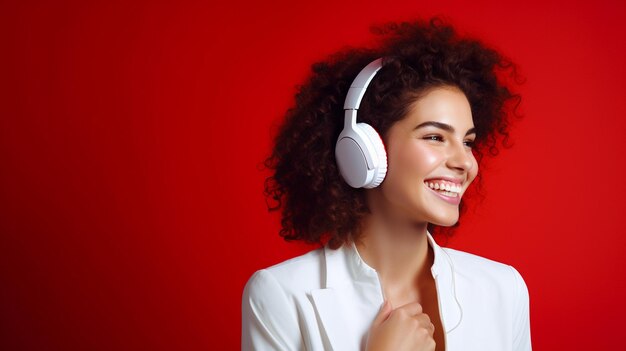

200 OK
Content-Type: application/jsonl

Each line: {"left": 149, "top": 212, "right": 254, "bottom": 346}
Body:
{"left": 343, "top": 58, "right": 384, "bottom": 110}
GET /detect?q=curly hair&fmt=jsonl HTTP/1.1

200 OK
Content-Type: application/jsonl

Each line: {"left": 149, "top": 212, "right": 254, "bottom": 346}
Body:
{"left": 263, "top": 18, "right": 521, "bottom": 249}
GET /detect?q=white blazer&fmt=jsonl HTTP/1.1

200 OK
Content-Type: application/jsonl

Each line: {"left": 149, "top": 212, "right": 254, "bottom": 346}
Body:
{"left": 242, "top": 232, "right": 532, "bottom": 351}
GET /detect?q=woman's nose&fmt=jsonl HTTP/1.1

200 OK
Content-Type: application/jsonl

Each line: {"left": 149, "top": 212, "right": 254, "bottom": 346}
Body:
{"left": 446, "top": 141, "right": 474, "bottom": 172}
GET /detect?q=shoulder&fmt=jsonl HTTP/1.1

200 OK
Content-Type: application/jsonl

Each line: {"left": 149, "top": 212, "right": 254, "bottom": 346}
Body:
{"left": 243, "top": 247, "right": 325, "bottom": 302}
{"left": 443, "top": 248, "right": 521, "bottom": 279}
{"left": 443, "top": 247, "right": 529, "bottom": 295}
{"left": 265, "top": 247, "right": 325, "bottom": 280}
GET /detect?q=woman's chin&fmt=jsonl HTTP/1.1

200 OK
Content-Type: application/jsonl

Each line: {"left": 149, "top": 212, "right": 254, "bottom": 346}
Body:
{"left": 428, "top": 213, "right": 460, "bottom": 227}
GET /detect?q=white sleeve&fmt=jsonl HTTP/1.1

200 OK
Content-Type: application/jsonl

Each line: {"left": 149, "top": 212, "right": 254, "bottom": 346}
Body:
{"left": 241, "top": 269, "right": 304, "bottom": 351}
{"left": 509, "top": 265, "right": 532, "bottom": 351}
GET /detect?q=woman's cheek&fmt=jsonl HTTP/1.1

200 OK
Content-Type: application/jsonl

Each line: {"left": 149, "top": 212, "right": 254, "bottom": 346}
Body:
{"left": 410, "top": 144, "right": 441, "bottom": 172}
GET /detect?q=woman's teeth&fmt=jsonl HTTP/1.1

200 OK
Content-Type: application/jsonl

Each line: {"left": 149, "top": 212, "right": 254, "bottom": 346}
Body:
{"left": 425, "top": 181, "right": 462, "bottom": 198}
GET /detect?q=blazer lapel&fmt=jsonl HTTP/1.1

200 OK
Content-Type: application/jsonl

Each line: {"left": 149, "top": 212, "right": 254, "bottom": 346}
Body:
{"left": 310, "top": 288, "right": 352, "bottom": 351}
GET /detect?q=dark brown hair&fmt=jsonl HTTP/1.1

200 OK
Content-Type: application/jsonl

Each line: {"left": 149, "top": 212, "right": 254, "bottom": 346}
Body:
{"left": 263, "top": 18, "right": 521, "bottom": 249}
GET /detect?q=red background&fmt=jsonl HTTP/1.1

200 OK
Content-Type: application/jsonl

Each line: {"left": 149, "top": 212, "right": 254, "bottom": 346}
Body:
{"left": 1, "top": 0, "right": 625, "bottom": 349}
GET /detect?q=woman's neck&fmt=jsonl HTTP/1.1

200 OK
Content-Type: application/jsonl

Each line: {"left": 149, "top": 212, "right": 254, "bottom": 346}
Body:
{"left": 354, "top": 213, "right": 434, "bottom": 304}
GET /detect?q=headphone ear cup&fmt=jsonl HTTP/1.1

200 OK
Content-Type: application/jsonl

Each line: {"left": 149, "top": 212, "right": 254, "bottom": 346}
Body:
{"left": 357, "top": 123, "right": 387, "bottom": 188}
{"left": 335, "top": 123, "right": 388, "bottom": 189}
{"left": 335, "top": 133, "right": 369, "bottom": 188}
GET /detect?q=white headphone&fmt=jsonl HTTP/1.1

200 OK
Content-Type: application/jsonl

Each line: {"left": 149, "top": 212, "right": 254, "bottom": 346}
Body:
{"left": 335, "top": 58, "right": 388, "bottom": 188}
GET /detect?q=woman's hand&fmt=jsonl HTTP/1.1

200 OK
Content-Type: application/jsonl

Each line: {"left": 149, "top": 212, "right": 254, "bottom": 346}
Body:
{"left": 366, "top": 300, "right": 436, "bottom": 351}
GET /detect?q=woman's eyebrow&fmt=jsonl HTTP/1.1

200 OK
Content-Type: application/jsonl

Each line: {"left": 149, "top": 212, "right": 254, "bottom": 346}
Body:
{"left": 414, "top": 121, "right": 476, "bottom": 136}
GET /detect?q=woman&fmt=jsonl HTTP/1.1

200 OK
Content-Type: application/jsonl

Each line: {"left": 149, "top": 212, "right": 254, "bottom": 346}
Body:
{"left": 242, "top": 18, "right": 531, "bottom": 351}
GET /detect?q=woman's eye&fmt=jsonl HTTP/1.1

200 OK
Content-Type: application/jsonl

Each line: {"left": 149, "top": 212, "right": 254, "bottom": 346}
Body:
{"left": 424, "top": 135, "right": 443, "bottom": 142}
{"left": 464, "top": 140, "right": 476, "bottom": 148}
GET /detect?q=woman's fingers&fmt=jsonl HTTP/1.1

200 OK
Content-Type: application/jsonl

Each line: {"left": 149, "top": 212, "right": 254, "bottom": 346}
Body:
{"left": 413, "top": 313, "right": 435, "bottom": 336}
{"left": 392, "top": 302, "right": 435, "bottom": 336}
{"left": 366, "top": 301, "right": 436, "bottom": 351}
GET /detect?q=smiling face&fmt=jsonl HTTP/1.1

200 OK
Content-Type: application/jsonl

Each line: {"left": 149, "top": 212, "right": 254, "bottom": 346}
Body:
{"left": 367, "top": 86, "right": 478, "bottom": 227}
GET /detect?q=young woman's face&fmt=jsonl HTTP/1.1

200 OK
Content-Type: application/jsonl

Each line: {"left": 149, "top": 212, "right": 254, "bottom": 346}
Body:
{"left": 372, "top": 86, "right": 478, "bottom": 226}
